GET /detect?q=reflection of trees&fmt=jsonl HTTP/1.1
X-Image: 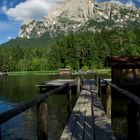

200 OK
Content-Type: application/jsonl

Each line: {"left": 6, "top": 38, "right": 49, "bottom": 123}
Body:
{"left": 0, "top": 75, "right": 58, "bottom": 103}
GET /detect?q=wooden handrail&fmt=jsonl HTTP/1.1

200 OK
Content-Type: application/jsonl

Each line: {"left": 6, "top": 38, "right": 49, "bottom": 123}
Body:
{"left": 107, "top": 81, "right": 140, "bottom": 105}
{"left": 94, "top": 73, "right": 140, "bottom": 105}
{"left": 0, "top": 82, "right": 69, "bottom": 125}
{"left": 0, "top": 78, "right": 81, "bottom": 140}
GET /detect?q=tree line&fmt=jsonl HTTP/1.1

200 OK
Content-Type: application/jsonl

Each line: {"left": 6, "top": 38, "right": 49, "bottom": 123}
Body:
{"left": 0, "top": 29, "right": 140, "bottom": 72}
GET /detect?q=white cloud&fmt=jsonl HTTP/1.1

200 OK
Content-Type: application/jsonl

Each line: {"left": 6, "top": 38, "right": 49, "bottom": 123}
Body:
{"left": 5, "top": 0, "right": 64, "bottom": 21}
{"left": 1, "top": 5, "right": 8, "bottom": 12}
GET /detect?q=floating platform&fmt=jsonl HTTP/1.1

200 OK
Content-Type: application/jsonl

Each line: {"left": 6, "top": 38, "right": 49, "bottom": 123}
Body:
{"left": 37, "top": 79, "right": 77, "bottom": 92}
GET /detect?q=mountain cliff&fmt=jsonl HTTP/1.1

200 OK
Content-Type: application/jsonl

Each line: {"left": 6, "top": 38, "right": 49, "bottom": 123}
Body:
{"left": 19, "top": 0, "right": 140, "bottom": 39}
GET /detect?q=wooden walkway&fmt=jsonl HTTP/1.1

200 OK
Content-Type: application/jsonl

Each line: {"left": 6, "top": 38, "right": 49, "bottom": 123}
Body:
{"left": 60, "top": 79, "right": 116, "bottom": 140}
{"left": 2, "top": 77, "right": 140, "bottom": 140}
{"left": 37, "top": 79, "right": 76, "bottom": 92}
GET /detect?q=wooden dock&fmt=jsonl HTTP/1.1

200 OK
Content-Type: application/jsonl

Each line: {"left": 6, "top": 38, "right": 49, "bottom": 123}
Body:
{"left": 0, "top": 78, "right": 116, "bottom": 140}
{"left": 37, "top": 79, "right": 76, "bottom": 92}
{"left": 60, "top": 79, "right": 115, "bottom": 140}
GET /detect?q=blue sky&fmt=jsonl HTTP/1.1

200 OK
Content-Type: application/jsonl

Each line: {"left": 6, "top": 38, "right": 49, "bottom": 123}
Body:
{"left": 0, "top": 0, "right": 140, "bottom": 45}
{"left": 0, "top": 0, "right": 25, "bottom": 44}
{"left": 0, "top": 0, "right": 63, "bottom": 44}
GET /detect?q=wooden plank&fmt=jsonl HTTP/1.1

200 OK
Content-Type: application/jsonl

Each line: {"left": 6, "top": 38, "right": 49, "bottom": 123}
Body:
{"left": 71, "top": 90, "right": 86, "bottom": 140}
{"left": 61, "top": 79, "right": 116, "bottom": 140}
{"left": 92, "top": 89, "right": 116, "bottom": 140}
{"left": 84, "top": 90, "right": 94, "bottom": 140}
{"left": 37, "top": 79, "right": 76, "bottom": 92}
{"left": 60, "top": 90, "right": 86, "bottom": 140}
{"left": 37, "top": 79, "right": 75, "bottom": 87}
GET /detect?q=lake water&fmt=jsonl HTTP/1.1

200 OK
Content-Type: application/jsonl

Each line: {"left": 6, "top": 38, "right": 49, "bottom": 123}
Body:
{"left": 0, "top": 75, "right": 79, "bottom": 140}
{"left": 1, "top": 74, "right": 137, "bottom": 140}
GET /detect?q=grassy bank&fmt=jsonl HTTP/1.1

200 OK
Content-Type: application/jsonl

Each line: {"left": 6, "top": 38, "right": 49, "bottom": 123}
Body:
{"left": 7, "top": 69, "right": 111, "bottom": 77}
{"left": 95, "top": 69, "right": 111, "bottom": 78}
{"left": 7, "top": 70, "right": 59, "bottom": 75}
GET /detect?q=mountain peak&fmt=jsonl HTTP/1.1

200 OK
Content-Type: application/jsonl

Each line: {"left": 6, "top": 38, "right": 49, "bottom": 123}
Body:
{"left": 19, "top": 0, "right": 140, "bottom": 39}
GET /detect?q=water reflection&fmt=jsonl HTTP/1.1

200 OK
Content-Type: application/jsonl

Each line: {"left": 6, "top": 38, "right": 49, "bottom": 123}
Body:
{"left": 1, "top": 108, "right": 37, "bottom": 140}
{"left": 1, "top": 73, "right": 116, "bottom": 140}
{"left": 0, "top": 75, "right": 79, "bottom": 140}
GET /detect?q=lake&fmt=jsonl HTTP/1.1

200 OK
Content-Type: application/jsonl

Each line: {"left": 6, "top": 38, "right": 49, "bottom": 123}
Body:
{"left": 0, "top": 73, "right": 136, "bottom": 140}
{"left": 0, "top": 74, "right": 80, "bottom": 140}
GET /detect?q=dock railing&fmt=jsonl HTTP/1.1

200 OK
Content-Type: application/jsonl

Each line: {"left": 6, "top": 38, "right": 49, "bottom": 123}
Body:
{"left": 94, "top": 74, "right": 140, "bottom": 140}
{"left": 0, "top": 78, "right": 81, "bottom": 140}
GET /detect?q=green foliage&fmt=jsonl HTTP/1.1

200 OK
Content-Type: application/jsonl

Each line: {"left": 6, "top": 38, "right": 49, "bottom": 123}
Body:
{"left": 81, "top": 65, "right": 89, "bottom": 71}
{"left": 0, "top": 28, "right": 140, "bottom": 71}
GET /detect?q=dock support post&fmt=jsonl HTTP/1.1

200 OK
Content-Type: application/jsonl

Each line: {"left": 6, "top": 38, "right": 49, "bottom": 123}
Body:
{"left": 106, "top": 84, "right": 112, "bottom": 119}
{"left": 127, "top": 102, "right": 139, "bottom": 140}
{"left": 95, "top": 75, "right": 98, "bottom": 90}
{"left": 37, "top": 101, "right": 48, "bottom": 140}
{"left": 0, "top": 125, "right": 1, "bottom": 140}
{"left": 98, "top": 77, "right": 101, "bottom": 97}
{"left": 77, "top": 78, "right": 81, "bottom": 96}
{"left": 95, "top": 75, "right": 97, "bottom": 86}
{"left": 67, "top": 83, "right": 72, "bottom": 114}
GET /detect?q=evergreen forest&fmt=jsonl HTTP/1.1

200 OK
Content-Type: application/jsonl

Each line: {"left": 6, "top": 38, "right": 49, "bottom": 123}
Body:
{"left": 0, "top": 29, "right": 140, "bottom": 72}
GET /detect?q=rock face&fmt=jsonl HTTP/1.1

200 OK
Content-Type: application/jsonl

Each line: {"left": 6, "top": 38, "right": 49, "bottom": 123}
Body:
{"left": 19, "top": 0, "right": 140, "bottom": 39}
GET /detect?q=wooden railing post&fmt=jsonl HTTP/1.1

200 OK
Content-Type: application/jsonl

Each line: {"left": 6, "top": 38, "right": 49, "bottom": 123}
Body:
{"left": 98, "top": 77, "right": 101, "bottom": 97}
{"left": 67, "top": 83, "right": 72, "bottom": 114}
{"left": 81, "top": 79, "right": 83, "bottom": 89}
{"left": 37, "top": 101, "right": 48, "bottom": 140}
{"left": 95, "top": 75, "right": 97, "bottom": 86}
{"left": 127, "top": 102, "right": 139, "bottom": 140}
{"left": 106, "top": 84, "right": 112, "bottom": 119}
{"left": 95, "top": 75, "right": 98, "bottom": 88}
{"left": 77, "top": 78, "right": 81, "bottom": 96}
{"left": 0, "top": 125, "right": 1, "bottom": 140}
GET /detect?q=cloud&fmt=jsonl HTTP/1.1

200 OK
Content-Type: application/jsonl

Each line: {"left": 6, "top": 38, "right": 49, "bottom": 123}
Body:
{"left": 5, "top": 0, "right": 64, "bottom": 21}
{"left": 1, "top": 5, "right": 8, "bottom": 12}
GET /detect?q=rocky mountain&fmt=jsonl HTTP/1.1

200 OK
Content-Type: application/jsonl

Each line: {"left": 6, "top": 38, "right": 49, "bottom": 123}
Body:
{"left": 19, "top": 0, "right": 140, "bottom": 39}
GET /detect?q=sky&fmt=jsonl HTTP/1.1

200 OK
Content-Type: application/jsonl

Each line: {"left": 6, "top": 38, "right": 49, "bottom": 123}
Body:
{"left": 0, "top": 0, "right": 63, "bottom": 44}
{"left": 0, "top": 0, "right": 140, "bottom": 45}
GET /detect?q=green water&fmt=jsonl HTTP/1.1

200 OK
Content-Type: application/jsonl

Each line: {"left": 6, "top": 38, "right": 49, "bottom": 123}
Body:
{"left": 0, "top": 75, "right": 78, "bottom": 140}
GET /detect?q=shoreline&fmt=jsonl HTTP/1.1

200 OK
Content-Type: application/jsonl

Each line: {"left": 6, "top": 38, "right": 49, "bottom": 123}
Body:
{"left": 6, "top": 69, "right": 111, "bottom": 76}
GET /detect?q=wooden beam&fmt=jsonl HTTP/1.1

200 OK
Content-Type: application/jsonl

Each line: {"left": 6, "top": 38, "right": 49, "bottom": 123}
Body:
{"left": 127, "top": 102, "right": 139, "bottom": 140}
{"left": 106, "top": 84, "right": 112, "bottom": 119}
{"left": 98, "top": 77, "right": 101, "bottom": 97}
{"left": 77, "top": 78, "right": 81, "bottom": 96}
{"left": 67, "top": 83, "right": 72, "bottom": 115}
{"left": 37, "top": 102, "right": 48, "bottom": 140}
{"left": 108, "top": 82, "right": 140, "bottom": 105}
{"left": 0, "top": 125, "right": 1, "bottom": 140}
